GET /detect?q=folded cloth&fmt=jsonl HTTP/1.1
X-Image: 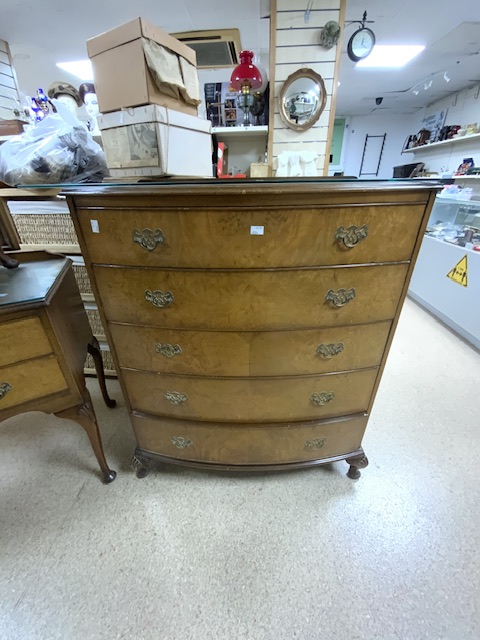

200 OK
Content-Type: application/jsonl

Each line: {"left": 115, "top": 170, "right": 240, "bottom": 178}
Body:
{"left": 276, "top": 151, "right": 290, "bottom": 177}
{"left": 289, "top": 151, "right": 302, "bottom": 177}
{"left": 300, "top": 150, "right": 318, "bottom": 176}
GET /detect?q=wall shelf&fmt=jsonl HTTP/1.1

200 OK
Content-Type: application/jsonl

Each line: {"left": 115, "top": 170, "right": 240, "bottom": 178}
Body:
{"left": 435, "top": 196, "right": 480, "bottom": 205}
{"left": 212, "top": 125, "right": 268, "bottom": 138}
{"left": 402, "top": 132, "right": 480, "bottom": 154}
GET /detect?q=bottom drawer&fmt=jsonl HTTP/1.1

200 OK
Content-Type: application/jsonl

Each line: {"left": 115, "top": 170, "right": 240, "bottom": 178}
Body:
{"left": 0, "top": 355, "right": 68, "bottom": 413}
{"left": 131, "top": 413, "right": 368, "bottom": 465}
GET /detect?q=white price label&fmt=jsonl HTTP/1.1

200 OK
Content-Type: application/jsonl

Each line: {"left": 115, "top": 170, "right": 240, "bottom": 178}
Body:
{"left": 90, "top": 219, "right": 99, "bottom": 233}
{"left": 250, "top": 225, "right": 264, "bottom": 235}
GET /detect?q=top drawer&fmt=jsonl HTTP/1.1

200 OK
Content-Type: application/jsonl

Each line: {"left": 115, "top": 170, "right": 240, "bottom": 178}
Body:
{"left": 0, "top": 316, "right": 53, "bottom": 368}
{"left": 75, "top": 204, "right": 425, "bottom": 269}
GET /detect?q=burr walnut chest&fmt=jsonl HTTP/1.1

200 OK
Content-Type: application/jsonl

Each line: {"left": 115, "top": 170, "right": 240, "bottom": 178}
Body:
{"left": 66, "top": 179, "right": 438, "bottom": 478}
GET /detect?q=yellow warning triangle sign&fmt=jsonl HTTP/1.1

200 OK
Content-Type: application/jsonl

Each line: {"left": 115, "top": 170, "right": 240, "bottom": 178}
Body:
{"left": 446, "top": 254, "right": 468, "bottom": 287}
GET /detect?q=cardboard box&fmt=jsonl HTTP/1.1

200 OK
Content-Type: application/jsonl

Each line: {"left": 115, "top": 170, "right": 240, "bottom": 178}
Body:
{"left": 87, "top": 17, "right": 199, "bottom": 115}
{"left": 98, "top": 104, "right": 213, "bottom": 178}
{"left": 249, "top": 162, "right": 271, "bottom": 178}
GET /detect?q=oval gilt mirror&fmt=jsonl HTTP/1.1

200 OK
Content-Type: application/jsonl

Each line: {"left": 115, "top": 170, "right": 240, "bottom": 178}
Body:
{"left": 279, "top": 69, "right": 327, "bottom": 131}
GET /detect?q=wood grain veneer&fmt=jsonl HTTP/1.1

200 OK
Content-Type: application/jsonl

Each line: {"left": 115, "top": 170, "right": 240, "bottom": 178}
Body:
{"left": 66, "top": 180, "right": 440, "bottom": 478}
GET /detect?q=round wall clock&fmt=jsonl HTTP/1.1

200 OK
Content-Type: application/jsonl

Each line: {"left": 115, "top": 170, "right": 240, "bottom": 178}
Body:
{"left": 347, "top": 27, "right": 375, "bottom": 62}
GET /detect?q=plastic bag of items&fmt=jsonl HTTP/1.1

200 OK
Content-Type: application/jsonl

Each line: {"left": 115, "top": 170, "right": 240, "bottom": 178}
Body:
{"left": 0, "top": 100, "right": 108, "bottom": 185}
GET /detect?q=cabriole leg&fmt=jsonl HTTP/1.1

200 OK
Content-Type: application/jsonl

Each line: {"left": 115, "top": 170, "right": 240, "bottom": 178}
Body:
{"left": 57, "top": 389, "right": 116, "bottom": 483}
{"left": 87, "top": 337, "right": 116, "bottom": 409}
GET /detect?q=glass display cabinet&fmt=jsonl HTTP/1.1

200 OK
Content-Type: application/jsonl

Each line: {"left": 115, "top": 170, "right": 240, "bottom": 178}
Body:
{"left": 409, "top": 194, "right": 480, "bottom": 349}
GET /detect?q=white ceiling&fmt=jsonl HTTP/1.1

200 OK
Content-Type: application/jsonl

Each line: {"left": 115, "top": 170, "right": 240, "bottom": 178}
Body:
{"left": 1, "top": 0, "right": 480, "bottom": 117}
{"left": 337, "top": 0, "right": 480, "bottom": 116}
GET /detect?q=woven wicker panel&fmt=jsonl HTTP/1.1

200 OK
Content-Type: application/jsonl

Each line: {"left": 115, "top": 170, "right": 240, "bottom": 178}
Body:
{"left": 73, "top": 264, "right": 93, "bottom": 295}
{"left": 86, "top": 308, "right": 106, "bottom": 338}
{"left": 85, "top": 349, "right": 117, "bottom": 375}
{"left": 12, "top": 213, "right": 78, "bottom": 245}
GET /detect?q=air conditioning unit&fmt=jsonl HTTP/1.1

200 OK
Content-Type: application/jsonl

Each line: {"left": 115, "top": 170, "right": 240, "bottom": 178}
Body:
{"left": 171, "top": 28, "right": 242, "bottom": 68}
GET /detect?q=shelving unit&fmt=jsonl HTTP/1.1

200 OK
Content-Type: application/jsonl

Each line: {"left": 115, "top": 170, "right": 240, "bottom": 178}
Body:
{"left": 212, "top": 126, "right": 269, "bottom": 175}
{"left": 435, "top": 196, "right": 480, "bottom": 205}
{"left": 403, "top": 132, "right": 480, "bottom": 154}
{"left": 454, "top": 175, "right": 480, "bottom": 181}
{"left": 212, "top": 125, "right": 268, "bottom": 138}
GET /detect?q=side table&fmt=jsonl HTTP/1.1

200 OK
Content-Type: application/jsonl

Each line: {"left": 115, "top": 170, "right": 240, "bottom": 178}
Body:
{"left": 0, "top": 251, "right": 116, "bottom": 483}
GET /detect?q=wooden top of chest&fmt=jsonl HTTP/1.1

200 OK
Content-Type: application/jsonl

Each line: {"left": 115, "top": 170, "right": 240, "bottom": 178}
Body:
{"left": 62, "top": 179, "right": 441, "bottom": 211}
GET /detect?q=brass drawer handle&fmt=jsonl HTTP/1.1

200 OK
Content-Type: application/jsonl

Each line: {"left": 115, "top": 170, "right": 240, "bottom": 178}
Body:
{"left": 0, "top": 382, "right": 12, "bottom": 400}
{"left": 171, "top": 436, "right": 193, "bottom": 449}
{"left": 325, "top": 288, "right": 356, "bottom": 307}
{"left": 311, "top": 391, "right": 334, "bottom": 406}
{"left": 165, "top": 391, "right": 188, "bottom": 405}
{"left": 156, "top": 343, "right": 182, "bottom": 358}
{"left": 316, "top": 342, "right": 344, "bottom": 359}
{"left": 145, "top": 289, "right": 174, "bottom": 308}
{"left": 335, "top": 224, "right": 368, "bottom": 248}
{"left": 305, "top": 438, "right": 326, "bottom": 450}
{"left": 133, "top": 228, "right": 165, "bottom": 251}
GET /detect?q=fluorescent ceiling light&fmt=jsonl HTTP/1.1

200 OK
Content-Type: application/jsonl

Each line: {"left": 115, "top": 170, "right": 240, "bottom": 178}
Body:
{"left": 356, "top": 45, "right": 425, "bottom": 68}
{"left": 56, "top": 60, "right": 93, "bottom": 81}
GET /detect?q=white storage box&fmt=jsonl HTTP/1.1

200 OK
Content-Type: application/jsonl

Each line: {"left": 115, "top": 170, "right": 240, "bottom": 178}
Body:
{"left": 98, "top": 105, "right": 213, "bottom": 178}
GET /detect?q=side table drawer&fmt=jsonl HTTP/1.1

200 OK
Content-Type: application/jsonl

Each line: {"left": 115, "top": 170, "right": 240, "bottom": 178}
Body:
{"left": 0, "top": 356, "right": 68, "bottom": 413}
{"left": 0, "top": 317, "right": 53, "bottom": 368}
{"left": 122, "top": 368, "right": 378, "bottom": 423}
{"left": 132, "top": 413, "right": 368, "bottom": 465}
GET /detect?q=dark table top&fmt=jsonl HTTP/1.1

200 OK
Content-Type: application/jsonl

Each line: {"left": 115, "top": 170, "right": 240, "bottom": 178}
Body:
{"left": 0, "top": 256, "right": 68, "bottom": 309}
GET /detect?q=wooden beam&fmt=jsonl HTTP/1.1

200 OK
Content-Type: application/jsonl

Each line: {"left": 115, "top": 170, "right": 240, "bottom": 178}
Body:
{"left": 323, "top": 0, "right": 346, "bottom": 176}
{"left": 267, "top": 0, "right": 277, "bottom": 169}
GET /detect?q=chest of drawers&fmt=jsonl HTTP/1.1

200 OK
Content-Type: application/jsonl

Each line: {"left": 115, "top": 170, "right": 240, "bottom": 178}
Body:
{"left": 67, "top": 180, "right": 438, "bottom": 479}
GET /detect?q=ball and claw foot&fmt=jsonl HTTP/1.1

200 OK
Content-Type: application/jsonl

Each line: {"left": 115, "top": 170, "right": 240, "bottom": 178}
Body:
{"left": 346, "top": 452, "right": 369, "bottom": 479}
{"left": 102, "top": 470, "right": 117, "bottom": 484}
{"left": 132, "top": 454, "right": 150, "bottom": 479}
{"left": 136, "top": 466, "right": 150, "bottom": 479}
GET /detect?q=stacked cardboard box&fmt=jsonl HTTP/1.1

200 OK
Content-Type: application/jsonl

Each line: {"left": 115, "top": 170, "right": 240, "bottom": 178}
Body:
{"left": 87, "top": 17, "right": 213, "bottom": 178}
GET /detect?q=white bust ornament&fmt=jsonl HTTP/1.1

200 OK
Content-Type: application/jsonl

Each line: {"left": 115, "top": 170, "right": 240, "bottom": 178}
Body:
{"left": 56, "top": 94, "right": 78, "bottom": 114}
{"left": 79, "top": 83, "right": 100, "bottom": 136}
{"left": 47, "top": 81, "right": 82, "bottom": 115}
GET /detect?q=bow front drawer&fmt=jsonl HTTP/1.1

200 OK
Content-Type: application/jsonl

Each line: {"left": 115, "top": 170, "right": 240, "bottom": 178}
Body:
{"left": 109, "top": 321, "right": 391, "bottom": 376}
{"left": 75, "top": 204, "right": 424, "bottom": 268}
{"left": 94, "top": 263, "right": 408, "bottom": 330}
{"left": 122, "top": 368, "right": 378, "bottom": 422}
{"left": 132, "top": 413, "right": 368, "bottom": 465}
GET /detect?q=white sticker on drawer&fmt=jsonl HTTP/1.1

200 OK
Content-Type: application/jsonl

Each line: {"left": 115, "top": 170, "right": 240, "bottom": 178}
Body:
{"left": 90, "top": 219, "right": 99, "bottom": 233}
{"left": 250, "top": 225, "right": 264, "bottom": 235}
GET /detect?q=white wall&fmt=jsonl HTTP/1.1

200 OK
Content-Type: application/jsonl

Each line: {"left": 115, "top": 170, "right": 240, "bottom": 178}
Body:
{"left": 340, "top": 112, "right": 417, "bottom": 179}
{"left": 334, "top": 84, "right": 480, "bottom": 180}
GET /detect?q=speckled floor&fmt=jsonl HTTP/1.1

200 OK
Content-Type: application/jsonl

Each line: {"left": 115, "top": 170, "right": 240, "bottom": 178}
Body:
{"left": 1, "top": 298, "right": 479, "bottom": 640}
